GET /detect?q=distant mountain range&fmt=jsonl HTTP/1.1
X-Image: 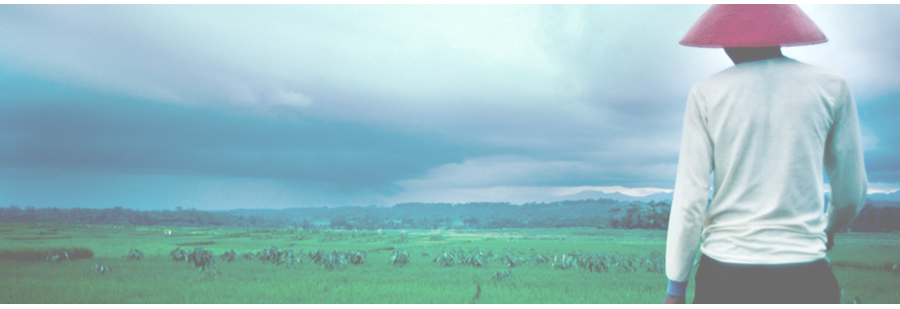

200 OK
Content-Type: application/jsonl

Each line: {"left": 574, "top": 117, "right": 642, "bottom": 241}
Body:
{"left": 868, "top": 191, "right": 900, "bottom": 201}
{"left": 564, "top": 189, "right": 900, "bottom": 204}
{"left": 558, "top": 190, "right": 674, "bottom": 203}
{"left": 867, "top": 191, "right": 900, "bottom": 208}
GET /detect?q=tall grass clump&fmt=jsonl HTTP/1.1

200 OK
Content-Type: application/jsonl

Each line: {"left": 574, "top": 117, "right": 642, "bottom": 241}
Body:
{"left": 429, "top": 232, "right": 446, "bottom": 241}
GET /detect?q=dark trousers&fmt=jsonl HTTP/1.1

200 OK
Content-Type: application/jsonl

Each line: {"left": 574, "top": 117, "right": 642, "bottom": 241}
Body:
{"left": 693, "top": 254, "right": 841, "bottom": 304}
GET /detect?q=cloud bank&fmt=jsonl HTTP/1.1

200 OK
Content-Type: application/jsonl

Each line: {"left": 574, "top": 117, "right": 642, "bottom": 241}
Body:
{"left": 1, "top": 5, "right": 898, "bottom": 209}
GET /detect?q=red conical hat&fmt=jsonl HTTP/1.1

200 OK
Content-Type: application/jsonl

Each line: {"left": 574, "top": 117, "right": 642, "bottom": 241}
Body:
{"left": 680, "top": 4, "right": 827, "bottom": 48}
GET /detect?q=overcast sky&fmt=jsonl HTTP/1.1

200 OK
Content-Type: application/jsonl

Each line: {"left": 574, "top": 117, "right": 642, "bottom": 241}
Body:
{"left": 1, "top": 4, "right": 898, "bottom": 210}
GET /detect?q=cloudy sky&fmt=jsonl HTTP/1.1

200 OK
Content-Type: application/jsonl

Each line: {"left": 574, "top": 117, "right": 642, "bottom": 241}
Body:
{"left": 1, "top": 5, "right": 898, "bottom": 210}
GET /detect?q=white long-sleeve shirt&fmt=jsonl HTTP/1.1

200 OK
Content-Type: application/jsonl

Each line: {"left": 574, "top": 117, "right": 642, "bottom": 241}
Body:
{"left": 665, "top": 57, "right": 868, "bottom": 293}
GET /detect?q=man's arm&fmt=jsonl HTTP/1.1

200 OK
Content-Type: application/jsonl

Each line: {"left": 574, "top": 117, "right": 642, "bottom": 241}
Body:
{"left": 664, "top": 87, "right": 713, "bottom": 302}
{"left": 824, "top": 80, "right": 867, "bottom": 235}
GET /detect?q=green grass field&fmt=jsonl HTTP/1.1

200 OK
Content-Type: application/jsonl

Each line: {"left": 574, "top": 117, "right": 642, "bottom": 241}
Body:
{"left": 1, "top": 223, "right": 897, "bottom": 303}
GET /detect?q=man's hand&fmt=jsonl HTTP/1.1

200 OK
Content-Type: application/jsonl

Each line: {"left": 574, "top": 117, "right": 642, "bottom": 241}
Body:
{"left": 662, "top": 295, "right": 686, "bottom": 304}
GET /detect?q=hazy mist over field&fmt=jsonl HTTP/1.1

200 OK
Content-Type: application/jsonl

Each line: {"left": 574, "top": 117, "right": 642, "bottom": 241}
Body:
{"left": 1, "top": 5, "right": 899, "bottom": 210}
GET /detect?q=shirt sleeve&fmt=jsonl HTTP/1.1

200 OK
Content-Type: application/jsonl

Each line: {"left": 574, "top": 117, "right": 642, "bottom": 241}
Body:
{"left": 824, "top": 80, "right": 867, "bottom": 233}
{"left": 666, "top": 86, "right": 713, "bottom": 286}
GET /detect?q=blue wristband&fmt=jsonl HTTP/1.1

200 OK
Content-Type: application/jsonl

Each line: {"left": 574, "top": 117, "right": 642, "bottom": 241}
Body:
{"left": 667, "top": 279, "right": 688, "bottom": 297}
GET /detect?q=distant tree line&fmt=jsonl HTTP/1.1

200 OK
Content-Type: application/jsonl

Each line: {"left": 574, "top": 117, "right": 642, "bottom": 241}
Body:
{"left": 230, "top": 199, "right": 623, "bottom": 223}
{"left": 607, "top": 200, "right": 672, "bottom": 230}
{"left": 0, "top": 198, "right": 626, "bottom": 229}
{"left": 848, "top": 204, "right": 900, "bottom": 232}
{"left": 0, "top": 199, "right": 626, "bottom": 230}
{"left": 328, "top": 215, "right": 609, "bottom": 230}
{"left": 1, "top": 199, "right": 897, "bottom": 232}
{"left": 607, "top": 200, "right": 900, "bottom": 233}
{"left": 0, "top": 205, "right": 310, "bottom": 229}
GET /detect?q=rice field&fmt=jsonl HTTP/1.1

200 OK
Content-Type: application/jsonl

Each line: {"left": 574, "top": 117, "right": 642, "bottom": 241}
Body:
{"left": 1, "top": 223, "right": 897, "bottom": 303}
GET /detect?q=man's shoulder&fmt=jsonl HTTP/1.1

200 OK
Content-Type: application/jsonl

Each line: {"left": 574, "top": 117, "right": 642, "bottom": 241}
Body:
{"left": 692, "top": 58, "right": 848, "bottom": 93}
{"left": 783, "top": 59, "right": 847, "bottom": 82}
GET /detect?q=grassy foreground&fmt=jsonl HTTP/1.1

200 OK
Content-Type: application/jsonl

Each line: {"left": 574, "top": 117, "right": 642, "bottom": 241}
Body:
{"left": 0, "top": 223, "right": 897, "bottom": 303}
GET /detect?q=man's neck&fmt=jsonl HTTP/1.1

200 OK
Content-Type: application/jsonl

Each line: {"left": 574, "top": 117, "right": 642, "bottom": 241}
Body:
{"left": 724, "top": 47, "right": 784, "bottom": 65}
